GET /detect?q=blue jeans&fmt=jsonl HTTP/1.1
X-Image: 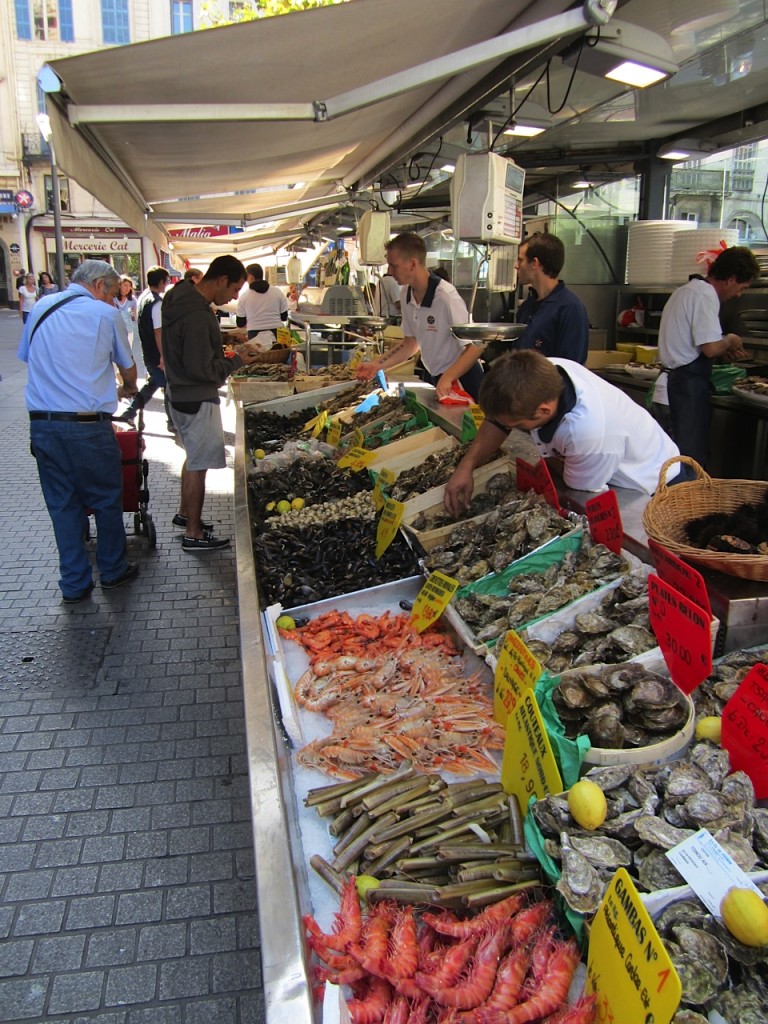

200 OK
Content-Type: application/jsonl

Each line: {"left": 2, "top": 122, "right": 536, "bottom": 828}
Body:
{"left": 130, "top": 364, "right": 172, "bottom": 425}
{"left": 31, "top": 420, "right": 128, "bottom": 596}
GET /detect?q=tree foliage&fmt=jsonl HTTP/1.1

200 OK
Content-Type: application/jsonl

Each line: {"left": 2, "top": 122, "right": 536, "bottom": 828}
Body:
{"left": 200, "top": 0, "right": 345, "bottom": 28}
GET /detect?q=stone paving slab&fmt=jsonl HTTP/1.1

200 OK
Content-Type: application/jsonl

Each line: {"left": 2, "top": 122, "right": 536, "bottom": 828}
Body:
{"left": 0, "top": 309, "right": 264, "bottom": 1023}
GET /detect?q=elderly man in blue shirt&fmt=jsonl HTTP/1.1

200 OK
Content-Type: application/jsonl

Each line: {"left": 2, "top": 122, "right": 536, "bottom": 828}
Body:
{"left": 513, "top": 233, "right": 590, "bottom": 364}
{"left": 18, "top": 259, "right": 140, "bottom": 602}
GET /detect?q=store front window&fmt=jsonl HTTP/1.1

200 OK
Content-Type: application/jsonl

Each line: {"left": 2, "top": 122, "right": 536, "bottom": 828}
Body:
{"left": 665, "top": 140, "right": 768, "bottom": 244}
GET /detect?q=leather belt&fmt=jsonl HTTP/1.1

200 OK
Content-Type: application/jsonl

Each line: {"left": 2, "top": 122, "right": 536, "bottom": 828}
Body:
{"left": 29, "top": 412, "right": 113, "bottom": 422}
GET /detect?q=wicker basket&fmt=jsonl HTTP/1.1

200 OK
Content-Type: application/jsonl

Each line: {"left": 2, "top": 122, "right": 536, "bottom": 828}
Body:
{"left": 643, "top": 456, "right": 768, "bottom": 582}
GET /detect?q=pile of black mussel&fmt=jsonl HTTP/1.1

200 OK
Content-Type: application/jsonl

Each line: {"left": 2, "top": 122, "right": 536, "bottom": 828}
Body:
{"left": 248, "top": 457, "right": 371, "bottom": 526}
{"left": 253, "top": 518, "right": 419, "bottom": 607}
{"left": 245, "top": 407, "right": 316, "bottom": 451}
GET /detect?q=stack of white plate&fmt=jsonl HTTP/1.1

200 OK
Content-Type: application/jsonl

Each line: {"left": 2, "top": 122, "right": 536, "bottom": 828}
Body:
{"left": 670, "top": 228, "right": 740, "bottom": 283}
{"left": 626, "top": 221, "right": 696, "bottom": 285}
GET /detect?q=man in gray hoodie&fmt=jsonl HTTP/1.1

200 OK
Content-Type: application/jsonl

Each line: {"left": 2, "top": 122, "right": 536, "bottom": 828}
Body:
{"left": 162, "top": 255, "right": 259, "bottom": 551}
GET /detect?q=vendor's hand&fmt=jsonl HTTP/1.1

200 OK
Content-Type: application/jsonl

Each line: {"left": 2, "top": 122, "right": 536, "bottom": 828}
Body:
{"left": 435, "top": 373, "right": 454, "bottom": 400}
{"left": 444, "top": 465, "right": 474, "bottom": 518}
{"left": 356, "top": 361, "right": 379, "bottom": 381}
{"left": 239, "top": 348, "right": 262, "bottom": 365}
{"left": 724, "top": 334, "right": 748, "bottom": 362}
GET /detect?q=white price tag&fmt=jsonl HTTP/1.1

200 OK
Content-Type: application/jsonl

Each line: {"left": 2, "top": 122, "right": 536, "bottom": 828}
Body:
{"left": 665, "top": 828, "right": 764, "bottom": 916}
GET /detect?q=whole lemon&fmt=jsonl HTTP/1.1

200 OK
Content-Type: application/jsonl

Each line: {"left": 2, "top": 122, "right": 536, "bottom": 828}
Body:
{"left": 255, "top": 448, "right": 266, "bottom": 460}
{"left": 355, "top": 875, "right": 380, "bottom": 899}
{"left": 276, "top": 614, "right": 297, "bottom": 631}
{"left": 276, "top": 499, "right": 291, "bottom": 514}
{"left": 567, "top": 779, "right": 608, "bottom": 831}
{"left": 695, "top": 716, "right": 722, "bottom": 743}
{"left": 291, "top": 497, "right": 305, "bottom": 511}
{"left": 720, "top": 887, "right": 768, "bottom": 947}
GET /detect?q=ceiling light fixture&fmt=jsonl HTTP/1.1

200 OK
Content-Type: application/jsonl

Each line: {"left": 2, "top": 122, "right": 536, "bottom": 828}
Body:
{"left": 572, "top": 180, "right": 594, "bottom": 189}
{"left": 562, "top": 20, "right": 678, "bottom": 89}
{"left": 657, "top": 138, "right": 719, "bottom": 161}
{"left": 504, "top": 122, "right": 546, "bottom": 138}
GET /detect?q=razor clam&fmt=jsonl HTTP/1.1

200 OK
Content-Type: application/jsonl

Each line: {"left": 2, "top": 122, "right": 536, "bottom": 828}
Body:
{"left": 556, "top": 832, "right": 604, "bottom": 914}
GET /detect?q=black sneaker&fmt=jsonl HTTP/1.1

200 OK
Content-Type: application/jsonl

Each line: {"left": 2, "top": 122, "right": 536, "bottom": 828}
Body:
{"left": 62, "top": 580, "right": 95, "bottom": 603}
{"left": 172, "top": 514, "right": 213, "bottom": 530}
{"left": 102, "top": 563, "right": 140, "bottom": 589}
{"left": 182, "top": 534, "right": 230, "bottom": 551}
{"left": 117, "top": 408, "right": 136, "bottom": 423}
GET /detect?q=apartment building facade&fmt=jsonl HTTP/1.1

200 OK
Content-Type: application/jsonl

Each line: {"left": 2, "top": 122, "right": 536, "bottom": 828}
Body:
{"left": 0, "top": 0, "right": 203, "bottom": 303}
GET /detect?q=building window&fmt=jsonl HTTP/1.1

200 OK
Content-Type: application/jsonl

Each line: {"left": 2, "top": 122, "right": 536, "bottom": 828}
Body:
{"left": 59, "top": 0, "right": 74, "bottom": 41}
{"left": 33, "top": 0, "right": 59, "bottom": 40}
{"left": 37, "top": 82, "right": 47, "bottom": 115}
{"left": 15, "top": 0, "right": 32, "bottom": 38}
{"left": 679, "top": 212, "right": 697, "bottom": 223}
{"left": 171, "top": 0, "right": 193, "bottom": 33}
{"left": 45, "top": 174, "right": 70, "bottom": 213}
{"left": 731, "top": 143, "right": 756, "bottom": 193}
{"left": 102, "top": 0, "right": 129, "bottom": 45}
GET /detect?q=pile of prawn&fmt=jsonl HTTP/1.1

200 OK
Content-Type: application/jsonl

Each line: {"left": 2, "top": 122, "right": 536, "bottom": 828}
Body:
{"left": 305, "top": 879, "right": 595, "bottom": 1023}
{"left": 282, "top": 611, "right": 505, "bottom": 779}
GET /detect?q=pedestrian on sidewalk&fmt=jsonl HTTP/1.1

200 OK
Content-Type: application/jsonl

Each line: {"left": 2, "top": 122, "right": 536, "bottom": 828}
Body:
{"left": 118, "top": 266, "right": 174, "bottom": 432}
{"left": 19, "top": 273, "right": 38, "bottom": 323}
{"left": 162, "top": 254, "right": 262, "bottom": 550}
{"left": 18, "top": 259, "right": 140, "bottom": 601}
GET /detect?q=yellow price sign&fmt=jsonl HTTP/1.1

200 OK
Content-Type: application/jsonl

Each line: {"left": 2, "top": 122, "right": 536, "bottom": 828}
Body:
{"left": 311, "top": 409, "right": 328, "bottom": 438}
{"left": 337, "top": 446, "right": 377, "bottom": 472}
{"left": 302, "top": 411, "right": 322, "bottom": 432}
{"left": 352, "top": 427, "right": 365, "bottom": 449}
{"left": 469, "top": 404, "right": 485, "bottom": 428}
{"left": 494, "top": 631, "right": 543, "bottom": 726}
{"left": 372, "top": 467, "right": 397, "bottom": 511}
{"left": 501, "top": 690, "right": 562, "bottom": 808}
{"left": 375, "top": 498, "right": 405, "bottom": 558}
{"left": 276, "top": 326, "right": 292, "bottom": 347}
{"left": 410, "top": 571, "right": 460, "bottom": 632}
{"left": 349, "top": 347, "right": 365, "bottom": 370}
{"left": 587, "top": 868, "right": 681, "bottom": 1024}
{"left": 325, "top": 418, "right": 342, "bottom": 448}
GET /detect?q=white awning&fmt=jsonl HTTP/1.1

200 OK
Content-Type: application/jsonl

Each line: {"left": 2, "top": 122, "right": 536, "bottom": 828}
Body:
{"left": 44, "top": 0, "right": 588, "bottom": 254}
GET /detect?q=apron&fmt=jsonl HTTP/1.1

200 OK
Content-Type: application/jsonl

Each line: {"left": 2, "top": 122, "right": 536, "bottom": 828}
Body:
{"left": 667, "top": 353, "right": 712, "bottom": 467}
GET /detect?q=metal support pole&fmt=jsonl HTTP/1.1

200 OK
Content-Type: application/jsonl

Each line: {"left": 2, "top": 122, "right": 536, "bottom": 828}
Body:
{"left": 48, "top": 141, "right": 66, "bottom": 289}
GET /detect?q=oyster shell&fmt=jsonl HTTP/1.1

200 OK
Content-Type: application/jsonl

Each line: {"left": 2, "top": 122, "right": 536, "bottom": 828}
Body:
{"left": 664, "top": 763, "right": 713, "bottom": 801}
{"left": 568, "top": 834, "right": 633, "bottom": 869}
{"left": 556, "top": 831, "right": 604, "bottom": 913}
{"left": 671, "top": 925, "right": 728, "bottom": 985}
{"left": 634, "top": 815, "right": 695, "bottom": 850}
{"left": 666, "top": 947, "right": 720, "bottom": 1006}
{"left": 637, "top": 848, "right": 685, "bottom": 891}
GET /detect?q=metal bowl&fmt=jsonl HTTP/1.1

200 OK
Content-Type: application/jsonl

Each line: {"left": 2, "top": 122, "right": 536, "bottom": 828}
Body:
{"left": 451, "top": 323, "right": 527, "bottom": 343}
{"left": 346, "top": 315, "right": 396, "bottom": 328}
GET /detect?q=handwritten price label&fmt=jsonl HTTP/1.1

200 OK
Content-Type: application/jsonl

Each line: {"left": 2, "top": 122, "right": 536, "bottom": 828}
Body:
{"left": 325, "top": 418, "right": 342, "bottom": 448}
{"left": 372, "top": 467, "right": 397, "bottom": 511}
{"left": 494, "top": 631, "right": 543, "bottom": 726}
{"left": 410, "top": 572, "right": 460, "bottom": 633}
{"left": 501, "top": 691, "right": 561, "bottom": 809}
{"left": 375, "top": 498, "right": 404, "bottom": 558}
{"left": 302, "top": 411, "right": 324, "bottom": 432}
{"left": 722, "top": 664, "right": 768, "bottom": 799}
{"left": 337, "top": 446, "right": 377, "bottom": 472}
{"left": 276, "top": 326, "right": 292, "bottom": 347}
{"left": 647, "top": 539, "right": 712, "bottom": 618}
{"left": 515, "top": 457, "right": 562, "bottom": 513}
{"left": 648, "top": 574, "right": 712, "bottom": 693}
{"left": 586, "top": 490, "right": 623, "bottom": 555}
{"left": 311, "top": 409, "right": 328, "bottom": 439}
{"left": 587, "top": 869, "right": 681, "bottom": 1024}
{"left": 469, "top": 404, "right": 485, "bottom": 428}
{"left": 352, "top": 427, "right": 365, "bottom": 449}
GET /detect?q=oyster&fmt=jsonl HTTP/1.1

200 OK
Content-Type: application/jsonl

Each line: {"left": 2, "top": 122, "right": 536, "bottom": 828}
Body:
{"left": 666, "top": 947, "right": 720, "bottom": 1006}
{"left": 568, "top": 834, "right": 633, "bottom": 869}
{"left": 671, "top": 925, "right": 728, "bottom": 985}
{"left": 654, "top": 897, "right": 709, "bottom": 935}
{"left": 664, "top": 763, "right": 713, "bottom": 801}
{"left": 634, "top": 815, "right": 695, "bottom": 850}
{"left": 556, "top": 832, "right": 604, "bottom": 913}
{"left": 712, "top": 827, "right": 758, "bottom": 871}
{"left": 637, "top": 848, "right": 685, "bottom": 891}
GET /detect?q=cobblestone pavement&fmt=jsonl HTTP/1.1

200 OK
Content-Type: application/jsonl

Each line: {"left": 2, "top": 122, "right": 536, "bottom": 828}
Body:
{"left": 0, "top": 308, "right": 264, "bottom": 1023}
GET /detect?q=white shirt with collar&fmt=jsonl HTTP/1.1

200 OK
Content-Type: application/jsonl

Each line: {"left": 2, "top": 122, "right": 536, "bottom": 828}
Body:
{"left": 658, "top": 277, "right": 721, "bottom": 369}
{"left": 400, "top": 276, "right": 469, "bottom": 376}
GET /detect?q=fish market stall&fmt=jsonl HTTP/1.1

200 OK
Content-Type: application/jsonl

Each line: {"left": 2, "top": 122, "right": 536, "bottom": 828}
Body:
{"left": 232, "top": 389, "right": 768, "bottom": 1024}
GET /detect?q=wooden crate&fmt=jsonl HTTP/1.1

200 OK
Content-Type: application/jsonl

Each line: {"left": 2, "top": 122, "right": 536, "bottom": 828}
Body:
{"left": 229, "top": 379, "right": 294, "bottom": 403}
{"left": 366, "top": 427, "right": 457, "bottom": 475}
{"left": 401, "top": 455, "right": 516, "bottom": 527}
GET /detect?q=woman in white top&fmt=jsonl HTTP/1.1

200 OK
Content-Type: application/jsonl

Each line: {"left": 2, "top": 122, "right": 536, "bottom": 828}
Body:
{"left": 235, "top": 263, "right": 289, "bottom": 350}
{"left": 19, "top": 274, "right": 38, "bottom": 323}
{"left": 114, "top": 275, "right": 140, "bottom": 374}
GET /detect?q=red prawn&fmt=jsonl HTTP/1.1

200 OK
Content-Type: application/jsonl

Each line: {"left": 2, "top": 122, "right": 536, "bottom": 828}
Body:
{"left": 474, "top": 938, "right": 580, "bottom": 1024}
{"left": 419, "top": 933, "right": 480, "bottom": 987}
{"left": 348, "top": 906, "right": 393, "bottom": 975}
{"left": 376, "top": 906, "right": 419, "bottom": 983}
{"left": 477, "top": 945, "right": 531, "bottom": 1014}
{"left": 303, "top": 876, "right": 362, "bottom": 954}
{"left": 541, "top": 993, "right": 597, "bottom": 1023}
{"left": 381, "top": 993, "right": 410, "bottom": 1024}
{"left": 422, "top": 893, "right": 526, "bottom": 939}
{"left": 509, "top": 902, "right": 552, "bottom": 946}
{"left": 346, "top": 976, "right": 393, "bottom": 1024}
{"left": 521, "top": 926, "right": 556, "bottom": 996}
{"left": 414, "top": 924, "right": 512, "bottom": 1009}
